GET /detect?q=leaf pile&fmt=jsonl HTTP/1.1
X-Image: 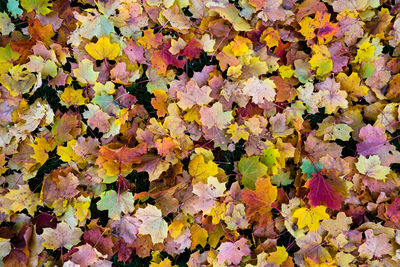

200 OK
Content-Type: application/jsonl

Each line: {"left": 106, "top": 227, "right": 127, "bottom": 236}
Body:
{"left": 1, "top": 0, "right": 400, "bottom": 266}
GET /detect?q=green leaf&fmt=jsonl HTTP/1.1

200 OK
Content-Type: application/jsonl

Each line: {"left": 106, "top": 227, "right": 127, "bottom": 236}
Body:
{"left": 96, "top": 190, "right": 134, "bottom": 220}
{"left": 92, "top": 93, "right": 114, "bottom": 109}
{"left": 260, "top": 146, "right": 280, "bottom": 173}
{"left": 271, "top": 172, "right": 293, "bottom": 186}
{"left": 7, "top": 0, "right": 23, "bottom": 18}
{"left": 20, "top": 0, "right": 52, "bottom": 15}
{"left": 361, "top": 62, "right": 375, "bottom": 79}
{"left": 300, "top": 158, "right": 323, "bottom": 179}
{"left": 238, "top": 156, "right": 268, "bottom": 189}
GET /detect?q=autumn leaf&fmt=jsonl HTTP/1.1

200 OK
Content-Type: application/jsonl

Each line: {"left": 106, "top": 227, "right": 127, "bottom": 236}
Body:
{"left": 41, "top": 222, "right": 82, "bottom": 250}
{"left": 309, "top": 44, "right": 333, "bottom": 78}
{"left": 239, "top": 156, "right": 268, "bottom": 189}
{"left": 73, "top": 59, "right": 99, "bottom": 85}
{"left": 217, "top": 238, "right": 251, "bottom": 265}
{"left": 242, "top": 178, "right": 277, "bottom": 217}
{"left": 355, "top": 155, "right": 390, "bottom": 181}
{"left": 199, "top": 102, "right": 233, "bottom": 130}
{"left": 293, "top": 206, "right": 330, "bottom": 232}
{"left": 188, "top": 154, "right": 219, "bottom": 183}
{"left": 242, "top": 77, "right": 276, "bottom": 105}
{"left": 21, "top": 0, "right": 52, "bottom": 15}
{"left": 267, "top": 246, "right": 288, "bottom": 265}
{"left": 358, "top": 229, "right": 391, "bottom": 259}
{"left": 97, "top": 190, "right": 135, "bottom": 220}
{"left": 135, "top": 205, "right": 168, "bottom": 244}
{"left": 85, "top": 36, "right": 121, "bottom": 61}
{"left": 306, "top": 172, "right": 343, "bottom": 210}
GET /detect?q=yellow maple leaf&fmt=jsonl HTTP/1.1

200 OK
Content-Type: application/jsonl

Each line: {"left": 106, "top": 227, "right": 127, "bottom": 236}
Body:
{"left": 353, "top": 40, "right": 375, "bottom": 64}
{"left": 229, "top": 36, "right": 252, "bottom": 57}
{"left": 168, "top": 221, "right": 184, "bottom": 239}
{"left": 30, "top": 137, "right": 56, "bottom": 165}
{"left": 355, "top": 155, "right": 390, "bottom": 181}
{"left": 267, "top": 246, "right": 288, "bottom": 265}
{"left": 190, "top": 223, "right": 208, "bottom": 250}
{"left": 261, "top": 27, "right": 280, "bottom": 49}
{"left": 57, "top": 139, "right": 82, "bottom": 163}
{"left": 188, "top": 154, "right": 219, "bottom": 183}
{"left": 150, "top": 258, "right": 177, "bottom": 267}
{"left": 336, "top": 72, "right": 368, "bottom": 101}
{"left": 227, "top": 123, "right": 249, "bottom": 142}
{"left": 293, "top": 206, "right": 330, "bottom": 232}
{"left": 85, "top": 36, "right": 121, "bottom": 60}
{"left": 309, "top": 44, "right": 333, "bottom": 78}
{"left": 73, "top": 196, "right": 91, "bottom": 224}
{"left": 60, "top": 86, "right": 88, "bottom": 107}
{"left": 5, "top": 184, "right": 39, "bottom": 216}
{"left": 299, "top": 16, "right": 318, "bottom": 40}
{"left": 279, "top": 65, "right": 295, "bottom": 79}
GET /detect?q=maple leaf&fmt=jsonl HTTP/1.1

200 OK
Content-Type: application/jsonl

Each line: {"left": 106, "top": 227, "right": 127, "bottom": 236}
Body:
{"left": 151, "top": 89, "right": 168, "bottom": 117}
{"left": 137, "top": 29, "right": 163, "bottom": 49}
{"left": 189, "top": 176, "right": 226, "bottom": 214}
{"left": 353, "top": 39, "right": 376, "bottom": 64}
{"left": 355, "top": 155, "right": 390, "bottom": 181}
{"left": 217, "top": 238, "right": 251, "bottom": 265}
{"left": 70, "top": 244, "right": 100, "bottom": 267}
{"left": 21, "top": 0, "right": 52, "bottom": 15}
{"left": 306, "top": 172, "right": 343, "bottom": 210}
{"left": 321, "top": 212, "right": 352, "bottom": 236}
{"left": 227, "top": 123, "right": 249, "bottom": 142}
{"left": 190, "top": 224, "right": 208, "bottom": 249}
{"left": 238, "top": 156, "right": 268, "bottom": 189}
{"left": 199, "top": 102, "right": 233, "bottom": 129}
{"left": 267, "top": 246, "right": 288, "bottom": 265}
{"left": 96, "top": 143, "right": 147, "bottom": 177}
{"left": 85, "top": 36, "right": 121, "bottom": 60}
{"left": 385, "top": 198, "right": 400, "bottom": 223}
{"left": 177, "top": 80, "right": 212, "bottom": 110}
{"left": 242, "top": 77, "right": 276, "bottom": 105}
{"left": 111, "top": 215, "right": 141, "bottom": 243}
{"left": 224, "top": 203, "right": 249, "bottom": 230}
{"left": 336, "top": 72, "right": 368, "bottom": 101}
{"left": 358, "top": 229, "right": 391, "bottom": 259}
{"left": 242, "top": 177, "right": 277, "bottom": 217}
{"left": 83, "top": 229, "right": 113, "bottom": 258}
{"left": 135, "top": 205, "right": 168, "bottom": 244}
{"left": 134, "top": 154, "right": 170, "bottom": 182}
{"left": 5, "top": 184, "right": 39, "bottom": 216}
{"left": 41, "top": 222, "right": 82, "bottom": 250}
{"left": 309, "top": 44, "right": 333, "bottom": 78}
{"left": 315, "top": 77, "right": 348, "bottom": 114}
{"left": 0, "top": 12, "right": 14, "bottom": 36}
{"left": 73, "top": 59, "right": 99, "bottom": 85}
{"left": 261, "top": 27, "right": 280, "bottom": 49}
{"left": 293, "top": 206, "right": 330, "bottom": 232}
{"left": 188, "top": 154, "right": 219, "bottom": 183}
{"left": 41, "top": 167, "right": 80, "bottom": 207}
{"left": 356, "top": 124, "right": 386, "bottom": 156}
{"left": 97, "top": 190, "right": 135, "bottom": 220}
{"left": 60, "top": 86, "right": 88, "bottom": 107}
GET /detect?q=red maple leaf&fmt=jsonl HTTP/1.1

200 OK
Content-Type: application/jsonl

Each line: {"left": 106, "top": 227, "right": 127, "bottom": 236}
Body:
{"left": 306, "top": 171, "right": 343, "bottom": 210}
